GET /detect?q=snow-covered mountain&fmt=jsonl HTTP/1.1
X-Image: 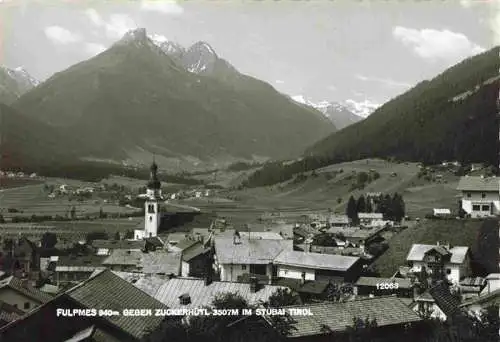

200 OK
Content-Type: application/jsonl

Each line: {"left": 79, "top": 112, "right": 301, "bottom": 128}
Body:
{"left": 0, "top": 66, "right": 40, "bottom": 104}
{"left": 344, "top": 99, "right": 380, "bottom": 118}
{"left": 291, "top": 95, "right": 364, "bottom": 129}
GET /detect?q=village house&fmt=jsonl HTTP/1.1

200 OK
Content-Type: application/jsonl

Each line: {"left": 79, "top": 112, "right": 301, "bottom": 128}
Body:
{"left": 102, "top": 250, "right": 181, "bottom": 276}
{"left": 54, "top": 255, "right": 106, "bottom": 287}
{"left": 0, "top": 276, "right": 52, "bottom": 312}
{"left": 326, "top": 226, "right": 386, "bottom": 249}
{"left": 358, "top": 212, "right": 386, "bottom": 227}
{"left": 328, "top": 214, "right": 350, "bottom": 227}
{"left": 273, "top": 250, "right": 361, "bottom": 283}
{"left": 0, "top": 269, "right": 167, "bottom": 342}
{"left": 1, "top": 236, "right": 39, "bottom": 277}
{"left": 213, "top": 234, "right": 293, "bottom": 283}
{"left": 406, "top": 242, "right": 471, "bottom": 285}
{"left": 481, "top": 273, "right": 500, "bottom": 296}
{"left": 411, "top": 282, "right": 462, "bottom": 321}
{"left": 456, "top": 176, "right": 500, "bottom": 217}
{"left": 460, "top": 288, "right": 500, "bottom": 318}
{"left": 180, "top": 242, "right": 211, "bottom": 278}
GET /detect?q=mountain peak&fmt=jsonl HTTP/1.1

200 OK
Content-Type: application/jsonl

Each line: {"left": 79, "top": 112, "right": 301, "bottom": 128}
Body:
{"left": 116, "top": 28, "right": 150, "bottom": 47}
{"left": 190, "top": 41, "right": 216, "bottom": 55}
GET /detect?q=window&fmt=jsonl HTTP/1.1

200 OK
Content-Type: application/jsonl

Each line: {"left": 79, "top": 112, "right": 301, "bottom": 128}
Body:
{"left": 481, "top": 205, "right": 490, "bottom": 212}
{"left": 241, "top": 265, "right": 247, "bottom": 270}
{"left": 149, "top": 216, "right": 152, "bottom": 222}
{"left": 148, "top": 204, "right": 155, "bottom": 213}
{"left": 466, "top": 193, "right": 471, "bottom": 198}
{"left": 24, "top": 302, "right": 30, "bottom": 310}
{"left": 472, "top": 205, "right": 480, "bottom": 211}
{"left": 481, "top": 193, "right": 486, "bottom": 198}
{"left": 446, "top": 269, "right": 451, "bottom": 275}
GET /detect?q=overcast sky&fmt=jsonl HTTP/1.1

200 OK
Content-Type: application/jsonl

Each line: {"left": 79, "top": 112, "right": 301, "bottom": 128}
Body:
{"left": 0, "top": 0, "right": 496, "bottom": 109}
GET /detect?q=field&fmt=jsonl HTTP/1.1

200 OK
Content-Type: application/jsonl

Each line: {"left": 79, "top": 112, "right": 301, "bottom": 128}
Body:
{"left": 202, "top": 159, "right": 460, "bottom": 219}
{"left": 0, "top": 183, "right": 138, "bottom": 219}
{"left": 0, "top": 177, "right": 44, "bottom": 189}
{"left": 372, "top": 218, "right": 498, "bottom": 277}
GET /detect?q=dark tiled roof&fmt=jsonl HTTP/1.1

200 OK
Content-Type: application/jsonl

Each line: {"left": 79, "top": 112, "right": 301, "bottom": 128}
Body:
{"left": 459, "top": 277, "right": 486, "bottom": 287}
{"left": 0, "top": 276, "right": 53, "bottom": 303}
{"left": 66, "top": 269, "right": 167, "bottom": 339}
{"left": 457, "top": 176, "right": 499, "bottom": 192}
{"left": 282, "top": 296, "right": 422, "bottom": 337}
{"left": 428, "top": 282, "right": 462, "bottom": 318}
{"left": 173, "top": 238, "right": 200, "bottom": 251}
{"left": 145, "top": 237, "right": 164, "bottom": 248}
{"left": 0, "top": 300, "right": 23, "bottom": 324}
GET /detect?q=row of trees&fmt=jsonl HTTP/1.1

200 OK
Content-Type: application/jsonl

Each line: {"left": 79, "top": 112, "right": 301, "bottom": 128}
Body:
{"left": 346, "top": 193, "right": 405, "bottom": 222}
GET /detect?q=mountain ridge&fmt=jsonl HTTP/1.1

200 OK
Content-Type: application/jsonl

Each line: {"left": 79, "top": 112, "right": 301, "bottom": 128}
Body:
{"left": 10, "top": 28, "right": 335, "bottom": 171}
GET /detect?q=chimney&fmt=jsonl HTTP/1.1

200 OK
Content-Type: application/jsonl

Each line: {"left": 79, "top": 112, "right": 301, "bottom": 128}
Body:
{"left": 179, "top": 293, "right": 191, "bottom": 305}
{"left": 250, "top": 276, "right": 259, "bottom": 293}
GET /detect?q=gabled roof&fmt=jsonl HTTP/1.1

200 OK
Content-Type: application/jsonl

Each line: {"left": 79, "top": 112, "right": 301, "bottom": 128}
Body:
{"left": 273, "top": 250, "right": 359, "bottom": 272}
{"left": 214, "top": 237, "right": 292, "bottom": 264}
{"left": 102, "top": 250, "right": 142, "bottom": 266}
{"left": 0, "top": 276, "right": 53, "bottom": 303}
{"left": 152, "top": 278, "right": 286, "bottom": 309}
{"left": 281, "top": 296, "right": 422, "bottom": 337}
{"left": 406, "top": 244, "right": 469, "bottom": 264}
{"left": 66, "top": 269, "right": 167, "bottom": 339}
{"left": 456, "top": 176, "right": 499, "bottom": 192}
{"left": 428, "top": 282, "right": 462, "bottom": 318}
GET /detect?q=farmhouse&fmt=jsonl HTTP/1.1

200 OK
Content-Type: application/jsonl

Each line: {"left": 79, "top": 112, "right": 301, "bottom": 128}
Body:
{"left": 181, "top": 242, "right": 211, "bottom": 277}
{"left": 456, "top": 176, "right": 500, "bottom": 218}
{"left": 406, "top": 242, "right": 471, "bottom": 285}
{"left": 328, "top": 214, "right": 350, "bottom": 227}
{"left": 102, "top": 250, "right": 181, "bottom": 276}
{"left": 358, "top": 212, "right": 384, "bottom": 226}
{"left": 213, "top": 234, "right": 292, "bottom": 283}
{"left": 54, "top": 255, "right": 106, "bottom": 286}
{"left": 273, "top": 250, "right": 361, "bottom": 283}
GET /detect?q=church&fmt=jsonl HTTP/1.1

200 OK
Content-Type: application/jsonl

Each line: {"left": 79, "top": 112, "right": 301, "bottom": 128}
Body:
{"left": 134, "top": 160, "right": 164, "bottom": 240}
{"left": 133, "top": 160, "right": 204, "bottom": 240}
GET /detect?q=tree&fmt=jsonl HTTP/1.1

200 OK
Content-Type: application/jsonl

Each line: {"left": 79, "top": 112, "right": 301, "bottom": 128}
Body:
{"left": 124, "top": 230, "right": 134, "bottom": 239}
{"left": 356, "top": 195, "right": 366, "bottom": 213}
{"left": 70, "top": 206, "right": 76, "bottom": 220}
{"left": 267, "top": 288, "right": 301, "bottom": 307}
{"left": 0, "top": 214, "right": 5, "bottom": 223}
{"left": 391, "top": 193, "right": 405, "bottom": 222}
{"left": 346, "top": 196, "right": 358, "bottom": 221}
{"left": 41, "top": 232, "right": 58, "bottom": 249}
{"left": 114, "top": 232, "right": 121, "bottom": 240}
{"left": 366, "top": 198, "right": 373, "bottom": 213}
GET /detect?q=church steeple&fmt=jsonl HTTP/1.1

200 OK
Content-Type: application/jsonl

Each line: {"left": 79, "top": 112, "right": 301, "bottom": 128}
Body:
{"left": 147, "top": 156, "right": 161, "bottom": 191}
